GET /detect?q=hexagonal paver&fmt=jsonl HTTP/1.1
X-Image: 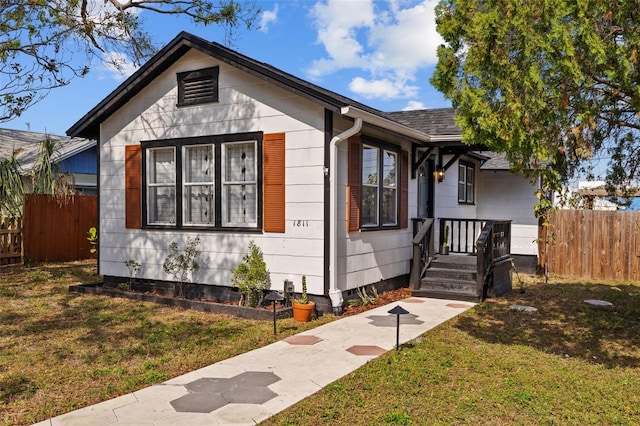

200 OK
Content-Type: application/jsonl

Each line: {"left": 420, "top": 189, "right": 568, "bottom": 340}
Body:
{"left": 446, "top": 303, "right": 473, "bottom": 309}
{"left": 223, "top": 385, "right": 277, "bottom": 404}
{"left": 346, "top": 345, "right": 387, "bottom": 356}
{"left": 169, "top": 371, "right": 282, "bottom": 414}
{"left": 184, "top": 377, "right": 232, "bottom": 393}
{"left": 365, "top": 313, "right": 424, "bottom": 327}
{"left": 232, "top": 371, "right": 280, "bottom": 387}
{"left": 283, "top": 335, "right": 322, "bottom": 345}
{"left": 170, "top": 392, "right": 228, "bottom": 413}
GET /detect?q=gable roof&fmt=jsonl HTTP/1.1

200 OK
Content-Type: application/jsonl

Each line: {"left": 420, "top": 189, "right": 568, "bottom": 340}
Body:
{"left": 67, "top": 31, "right": 402, "bottom": 140}
{"left": 0, "top": 128, "right": 95, "bottom": 172}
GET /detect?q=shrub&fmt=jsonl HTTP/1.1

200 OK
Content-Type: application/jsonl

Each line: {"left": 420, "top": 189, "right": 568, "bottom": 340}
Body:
{"left": 231, "top": 241, "right": 270, "bottom": 307}
{"left": 162, "top": 237, "right": 201, "bottom": 297}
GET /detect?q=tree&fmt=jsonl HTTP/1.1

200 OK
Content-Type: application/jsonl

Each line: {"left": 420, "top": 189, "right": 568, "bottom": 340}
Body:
{"left": 431, "top": 0, "right": 640, "bottom": 199}
{"left": 0, "top": 149, "right": 24, "bottom": 217}
{"left": 0, "top": 135, "right": 77, "bottom": 218}
{"left": 0, "top": 0, "right": 259, "bottom": 121}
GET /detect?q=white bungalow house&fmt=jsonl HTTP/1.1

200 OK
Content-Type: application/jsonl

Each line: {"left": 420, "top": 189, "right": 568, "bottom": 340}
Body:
{"left": 67, "top": 32, "right": 539, "bottom": 313}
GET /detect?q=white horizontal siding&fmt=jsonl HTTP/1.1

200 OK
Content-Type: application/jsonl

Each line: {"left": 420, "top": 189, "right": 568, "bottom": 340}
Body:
{"left": 98, "top": 49, "right": 328, "bottom": 296}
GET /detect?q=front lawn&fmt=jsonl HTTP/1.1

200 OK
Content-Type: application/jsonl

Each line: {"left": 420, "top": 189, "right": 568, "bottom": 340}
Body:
{"left": 263, "top": 275, "right": 640, "bottom": 425}
{"left": 0, "top": 260, "right": 336, "bottom": 425}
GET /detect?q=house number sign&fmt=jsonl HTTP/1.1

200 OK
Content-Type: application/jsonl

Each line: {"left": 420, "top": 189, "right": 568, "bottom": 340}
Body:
{"left": 293, "top": 220, "right": 309, "bottom": 227}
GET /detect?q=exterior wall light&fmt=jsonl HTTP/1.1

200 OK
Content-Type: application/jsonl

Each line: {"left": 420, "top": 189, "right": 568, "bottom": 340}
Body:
{"left": 434, "top": 167, "right": 445, "bottom": 182}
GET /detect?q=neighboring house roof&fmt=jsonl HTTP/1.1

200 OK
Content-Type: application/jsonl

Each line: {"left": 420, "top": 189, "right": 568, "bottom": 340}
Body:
{"left": 68, "top": 31, "right": 420, "bottom": 141}
{"left": 0, "top": 128, "right": 96, "bottom": 172}
{"left": 576, "top": 187, "right": 640, "bottom": 197}
{"left": 477, "top": 151, "right": 511, "bottom": 171}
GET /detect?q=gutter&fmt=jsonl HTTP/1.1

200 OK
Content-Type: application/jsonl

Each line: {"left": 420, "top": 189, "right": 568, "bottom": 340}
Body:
{"left": 328, "top": 111, "right": 362, "bottom": 315}
{"left": 328, "top": 106, "right": 432, "bottom": 314}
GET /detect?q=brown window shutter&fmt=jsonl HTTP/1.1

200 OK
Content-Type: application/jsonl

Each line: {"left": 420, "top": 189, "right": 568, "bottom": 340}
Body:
{"left": 347, "top": 136, "right": 361, "bottom": 232}
{"left": 263, "top": 133, "right": 286, "bottom": 232}
{"left": 399, "top": 150, "right": 409, "bottom": 229}
{"left": 125, "top": 145, "right": 142, "bottom": 229}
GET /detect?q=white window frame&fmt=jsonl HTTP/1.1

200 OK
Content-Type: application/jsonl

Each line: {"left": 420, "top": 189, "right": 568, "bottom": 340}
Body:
{"left": 458, "top": 162, "right": 475, "bottom": 204}
{"left": 182, "top": 144, "right": 214, "bottom": 226}
{"left": 361, "top": 144, "right": 380, "bottom": 227}
{"left": 221, "top": 140, "right": 258, "bottom": 228}
{"left": 146, "top": 146, "right": 176, "bottom": 225}
{"left": 361, "top": 141, "right": 399, "bottom": 229}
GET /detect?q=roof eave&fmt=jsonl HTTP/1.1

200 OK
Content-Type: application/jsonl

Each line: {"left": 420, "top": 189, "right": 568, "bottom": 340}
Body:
{"left": 341, "top": 106, "right": 432, "bottom": 144}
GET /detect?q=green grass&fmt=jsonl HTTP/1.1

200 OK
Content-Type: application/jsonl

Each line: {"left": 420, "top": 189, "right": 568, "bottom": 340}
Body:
{"left": 263, "top": 276, "right": 640, "bottom": 425}
{"left": 3, "top": 261, "right": 640, "bottom": 425}
{"left": 0, "top": 260, "right": 336, "bottom": 426}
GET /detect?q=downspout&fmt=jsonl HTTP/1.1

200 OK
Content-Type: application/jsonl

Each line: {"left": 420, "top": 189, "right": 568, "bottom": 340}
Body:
{"left": 328, "top": 112, "right": 363, "bottom": 315}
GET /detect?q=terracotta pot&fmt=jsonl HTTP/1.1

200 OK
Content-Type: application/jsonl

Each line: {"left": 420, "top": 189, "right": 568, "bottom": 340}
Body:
{"left": 292, "top": 301, "right": 315, "bottom": 322}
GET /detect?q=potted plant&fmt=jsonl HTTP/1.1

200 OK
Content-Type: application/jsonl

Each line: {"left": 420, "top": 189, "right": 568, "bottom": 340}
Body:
{"left": 292, "top": 275, "right": 315, "bottom": 322}
{"left": 440, "top": 225, "right": 450, "bottom": 255}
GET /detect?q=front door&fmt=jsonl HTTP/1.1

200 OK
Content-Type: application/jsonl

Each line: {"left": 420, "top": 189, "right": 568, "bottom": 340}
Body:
{"left": 417, "top": 158, "right": 435, "bottom": 219}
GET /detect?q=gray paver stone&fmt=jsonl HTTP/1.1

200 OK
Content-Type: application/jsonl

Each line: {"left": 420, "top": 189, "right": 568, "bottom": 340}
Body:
{"left": 170, "top": 393, "right": 228, "bottom": 413}
{"left": 223, "top": 386, "right": 278, "bottom": 404}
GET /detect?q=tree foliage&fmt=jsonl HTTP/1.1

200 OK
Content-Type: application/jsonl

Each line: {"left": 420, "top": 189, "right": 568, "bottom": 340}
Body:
{"left": 431, "top": 0, "right": 640, "bottom": 197}
{"left": 0, "top": 0, "right": 259, "bottom": 121}
{"left": 0, "top": 150, "right": 24, "bottom": 217}
{"left": 0, "top": 135, "right": 74, "bottom": 218}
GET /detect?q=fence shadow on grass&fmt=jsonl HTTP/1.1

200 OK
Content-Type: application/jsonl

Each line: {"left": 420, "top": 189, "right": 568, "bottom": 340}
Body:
{"left": 454, "top": 280, "right": 640, "bottom": 369}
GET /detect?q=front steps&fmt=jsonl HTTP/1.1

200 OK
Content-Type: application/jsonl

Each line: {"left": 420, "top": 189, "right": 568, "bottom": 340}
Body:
{"left": 412, "top": 254, "right": 481, "bottom": 302}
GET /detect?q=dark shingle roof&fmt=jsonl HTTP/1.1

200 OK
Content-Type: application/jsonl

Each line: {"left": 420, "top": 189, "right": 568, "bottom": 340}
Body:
{"left": 478, "top": 151, "right": 511, "bottom": 170}
{"left": 386, "top": 108, "right": 461, "bottom": 136}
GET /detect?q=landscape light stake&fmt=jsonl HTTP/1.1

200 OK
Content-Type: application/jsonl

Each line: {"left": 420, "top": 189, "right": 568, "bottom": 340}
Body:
{"left": 388, "top": 305, "right": 410, "bottom": 350}
{"left": 265, "top": 291, "right": 284, "bottom": 335}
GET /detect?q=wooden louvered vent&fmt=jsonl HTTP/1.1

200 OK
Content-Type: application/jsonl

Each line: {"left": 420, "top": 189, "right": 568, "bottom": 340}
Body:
{"left": 177, "top": 67, "right": 219, "bottom": 106}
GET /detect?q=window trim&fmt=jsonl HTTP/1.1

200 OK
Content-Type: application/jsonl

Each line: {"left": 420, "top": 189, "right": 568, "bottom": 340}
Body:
{"left": 176, "top": 66, "right": 220, "bottom": 107}
{"left": 360, "top": 137, "right": 400, "bottom": 230}
{"left": 458, "top": 161, "right": 475, "bottom": 205}
{"left": 141, "top": 132, "right": 263, "bottom": 232}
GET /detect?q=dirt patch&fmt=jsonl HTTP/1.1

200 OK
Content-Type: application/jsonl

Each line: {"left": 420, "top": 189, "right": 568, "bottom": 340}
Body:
{"left": 342, "top": 287, "right": 413, "bottom": 316}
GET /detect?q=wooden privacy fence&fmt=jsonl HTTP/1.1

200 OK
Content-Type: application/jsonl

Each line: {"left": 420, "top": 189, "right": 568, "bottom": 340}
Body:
{"left": 23, "top": 194, "right": 97, "bottom": 262}
{"left": 0, "top": 217, "right": 23, "bottom": 266}
{"left": 547, "top": 209, "right": 640, "bottom": 282}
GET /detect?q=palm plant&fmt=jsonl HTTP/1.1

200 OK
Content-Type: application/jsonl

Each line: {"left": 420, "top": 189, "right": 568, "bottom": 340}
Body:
{"left": 0, "top": 149, "right": 25, "bottom": 218}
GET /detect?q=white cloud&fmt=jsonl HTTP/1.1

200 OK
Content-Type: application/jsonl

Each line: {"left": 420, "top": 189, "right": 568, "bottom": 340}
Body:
{"left": 307, "top": 0, "right": 442, "bottom": 101}
{"left": 102, "top": 51, "right": 138, "bottom": 81}
{"left": 349, "top": 77, "right": 419, "bottom": 100}
{"left": 259, "top": 4, "right": 279, "bottom": 32}
{"left": 403, "top": 100, "right": 427, "bottom": 110}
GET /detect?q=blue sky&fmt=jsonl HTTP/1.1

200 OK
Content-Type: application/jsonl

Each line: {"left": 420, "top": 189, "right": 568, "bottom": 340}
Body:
{"left": 4, "top": 0, "right": 449, "bottom": 137}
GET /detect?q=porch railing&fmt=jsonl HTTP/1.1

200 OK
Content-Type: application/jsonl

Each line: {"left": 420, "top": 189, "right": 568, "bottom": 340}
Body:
{"left": 410, "top": 218, "right": 434, "bottom": 289}
{"left": 476, "top": 220, "right": 512, "bottom": 298}
{"left": 439, "top": 218, "right": 486, "bottom": 254}
{"left": 413, "top": 217, "right": 512, "bottom": 299}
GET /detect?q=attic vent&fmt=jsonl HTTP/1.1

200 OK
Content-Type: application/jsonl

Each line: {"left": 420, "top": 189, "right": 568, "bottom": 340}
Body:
{"left": 177, "top": 66, "right": 219, "bottom": 106}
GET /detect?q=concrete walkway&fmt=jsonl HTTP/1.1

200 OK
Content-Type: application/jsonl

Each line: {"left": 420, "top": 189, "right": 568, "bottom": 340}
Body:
{"left": 34, "top": 297, "right": 474, "bottom": 426}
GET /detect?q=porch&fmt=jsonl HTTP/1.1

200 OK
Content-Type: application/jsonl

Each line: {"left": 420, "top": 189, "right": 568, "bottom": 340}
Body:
{"left": 410, "top": 218, "right": 513, "bottom": 301}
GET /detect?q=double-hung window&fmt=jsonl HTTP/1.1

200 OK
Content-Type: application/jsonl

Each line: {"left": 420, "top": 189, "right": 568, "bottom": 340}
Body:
{"left": 361, "top": 142, "right": 398, "bottom": 228}
{"left": 143, "top": 132, "right": 261, "bottom": 230}
{"left": 183, "top": 144, "right": 214, "bottom": 226}
{"left": 222, "top": 141, "right": 257, "bottom": 227}
{"left": 147, "top": 147, "right": 176, "bottom": 225}
{"left": 458, "top": 161, "right": 475, "bottom": 204}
